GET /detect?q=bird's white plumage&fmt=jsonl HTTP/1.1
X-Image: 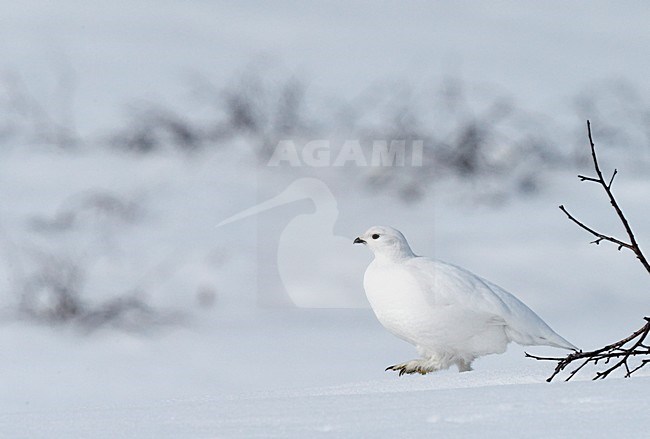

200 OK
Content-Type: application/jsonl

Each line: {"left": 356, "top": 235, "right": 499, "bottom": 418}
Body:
{"left": 355, "top": 226, "right": 576, "bottom": 374}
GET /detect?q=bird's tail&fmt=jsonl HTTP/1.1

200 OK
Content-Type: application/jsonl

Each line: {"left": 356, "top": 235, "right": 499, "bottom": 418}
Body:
{"left": 507, "top": 327, "right": 577, "bottom": 351}
{"left": 542, "top": 334, "right": 578, "bottom": 351}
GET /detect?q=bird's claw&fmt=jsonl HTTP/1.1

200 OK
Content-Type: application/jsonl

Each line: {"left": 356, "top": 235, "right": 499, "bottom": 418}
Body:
{"left": 385, "top": 362, "right": 431, "bottom": 376}
{"left": 385, "top": 364, "right": 409, "bottom": 376}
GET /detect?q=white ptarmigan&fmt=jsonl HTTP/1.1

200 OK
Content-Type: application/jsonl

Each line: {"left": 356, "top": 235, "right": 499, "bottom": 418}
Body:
{"left": 354, "top": 226, "right": 576, "bottom": 375}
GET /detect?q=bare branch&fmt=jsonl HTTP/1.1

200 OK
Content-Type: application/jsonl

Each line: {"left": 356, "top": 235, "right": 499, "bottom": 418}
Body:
{"left": 527, "top": 121, "right": 650, "bottom": 381}
{"left": 607, "top": 169, "right": 618, "bottom": 189}
{"left": 577, "top": 175, "right": 600, "bottom": 183}
{"left": 558, "top": 205, "right": 632, "bottom": 250}
{"left": 527, "top": 318, "right": 650, "bottom": 382}
{"left": 582, "top": 120, "right": 650, "bottom": 274}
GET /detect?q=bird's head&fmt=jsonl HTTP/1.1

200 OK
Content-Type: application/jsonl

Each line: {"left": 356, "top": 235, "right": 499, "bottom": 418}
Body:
{"left": 354, "top": 225, "right": 416, "bottom": 260}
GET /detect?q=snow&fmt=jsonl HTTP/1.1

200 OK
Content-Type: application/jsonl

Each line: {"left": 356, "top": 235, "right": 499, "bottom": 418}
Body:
{"left": 4, "top": 156, "right": 648, "bottom": 438}
{"left": 6, "top": 376, "right": 650, "bottom": 438}
{"left": 2, "top": 1, "right": 650, "bottom": 437}
{"left": 3, "top": 310, "right": 650, "bottom": 438}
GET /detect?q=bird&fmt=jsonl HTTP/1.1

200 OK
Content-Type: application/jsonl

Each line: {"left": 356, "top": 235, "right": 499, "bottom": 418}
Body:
{"left": 354, "top": 225, "right": 576, "bottom": 375}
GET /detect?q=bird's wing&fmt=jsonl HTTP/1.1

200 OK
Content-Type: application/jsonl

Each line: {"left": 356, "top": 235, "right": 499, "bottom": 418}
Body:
{"left": 405, "top": 257, "right": 512, "bottom": 320}
{"left": 478, "top": 276, "right": 577, "bottom": 350}
{"left": 404, "top": 257, "right": 576, "bottom": 350}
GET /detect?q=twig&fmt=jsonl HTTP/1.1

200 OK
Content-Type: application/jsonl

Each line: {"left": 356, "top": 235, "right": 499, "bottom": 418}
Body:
{"left": 527, "top": 121, "right": 650, "bottom": 381}
{"left": 558, "top": 205, "right": 631, "bottom": 251}
{"left": 526, "top": 318, "right": 650, "bottom": 382}
{"left": 569, "top": 120, "right": 650, "bottom": 274}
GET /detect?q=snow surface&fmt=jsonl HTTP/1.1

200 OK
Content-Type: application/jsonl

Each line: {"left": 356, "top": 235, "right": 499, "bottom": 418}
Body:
{"left": 2, "top": 2, "right": 650, "bottom": 438}
{"left": 3, "top": 310, "right": 650, "bottom": 438}
{"left": 2, "top": 151, "right": 650, "bottom": 438}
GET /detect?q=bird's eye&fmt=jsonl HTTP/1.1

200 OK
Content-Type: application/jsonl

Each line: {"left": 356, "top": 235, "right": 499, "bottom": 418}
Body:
{"left": 372, "top": 234, "right": 380, "bottom": 240}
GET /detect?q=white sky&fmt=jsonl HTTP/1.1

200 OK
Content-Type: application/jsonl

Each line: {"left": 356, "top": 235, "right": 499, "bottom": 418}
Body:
{"left": 1, "top": 0, "right": 649, "bottom": 134}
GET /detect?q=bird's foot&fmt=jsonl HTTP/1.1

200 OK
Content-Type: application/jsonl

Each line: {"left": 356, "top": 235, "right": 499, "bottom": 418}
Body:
{"left": 456, "top": 359, "right": 474, "bottom": 372}
{"left": 385, "top": 359, "right": 436, "bottom": 376}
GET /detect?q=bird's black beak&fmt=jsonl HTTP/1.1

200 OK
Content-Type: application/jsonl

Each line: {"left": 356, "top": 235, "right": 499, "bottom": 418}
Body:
{"left": 353, "top": 237, "right": 366, "bottom": 245}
